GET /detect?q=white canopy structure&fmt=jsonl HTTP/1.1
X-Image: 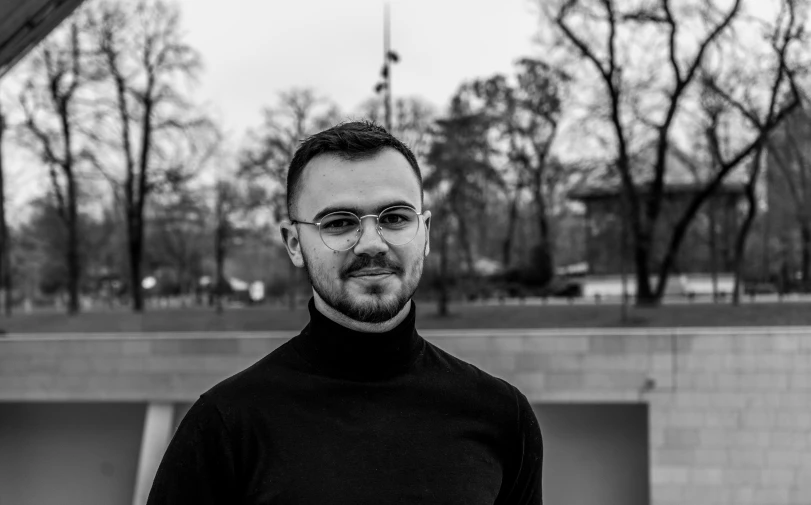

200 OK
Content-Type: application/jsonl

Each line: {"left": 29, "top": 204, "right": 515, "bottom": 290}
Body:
{"left": 0, "top": 0, "right": 86, "bottom": 78}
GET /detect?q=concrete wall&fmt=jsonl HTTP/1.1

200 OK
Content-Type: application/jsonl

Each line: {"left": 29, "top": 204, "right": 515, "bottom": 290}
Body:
{"left": 2, "top": 327, "right": 811, "bottom": 504}
{"left": 536, "top": 403, "right": 649, "bottom": 505}
{"left": 440, "top": 327, "right": 811, "bottom": 505}
{"left": 0, "top": 402, "right": 144, "bottom": 505}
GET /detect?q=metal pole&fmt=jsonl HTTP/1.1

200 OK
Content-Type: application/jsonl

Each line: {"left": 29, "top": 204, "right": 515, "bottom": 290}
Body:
{"left": 383, "top": 1, "right": 392, "bottom": 131}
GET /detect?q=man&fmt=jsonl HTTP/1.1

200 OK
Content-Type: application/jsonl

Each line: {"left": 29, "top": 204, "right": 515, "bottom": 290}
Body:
{"left": 146, "top": 121, "right": 543, "bottom": 504}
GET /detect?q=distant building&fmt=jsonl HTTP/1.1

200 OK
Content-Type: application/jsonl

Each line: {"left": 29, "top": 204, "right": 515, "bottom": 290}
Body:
{"left": 567, "top": 145, "right": 748, "bottom": 278}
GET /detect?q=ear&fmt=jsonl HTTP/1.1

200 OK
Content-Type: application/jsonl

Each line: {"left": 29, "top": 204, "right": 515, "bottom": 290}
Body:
{"left": 279, "top": 219, "right": 305, "bottom": 268}
{"left": 422, "top": 211, "right": 431, "bottom": 257}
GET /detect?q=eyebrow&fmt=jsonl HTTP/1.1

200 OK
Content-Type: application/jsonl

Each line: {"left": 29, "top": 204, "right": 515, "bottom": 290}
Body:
{"left": 312, "top": 200, "right": 418, "bottom": 221}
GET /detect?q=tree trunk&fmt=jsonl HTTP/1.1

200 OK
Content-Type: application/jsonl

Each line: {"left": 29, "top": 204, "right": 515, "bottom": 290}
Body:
{"left": 0, "top": 104, "right": 8, "bottom": 316}
{"left": 66, "top": 169, "right": 80, "bottom": 315}
{"left": 436, "top": 221, "right": 450, "bottom": 317}
{"left": 799, "top": 224, "right": 811, "bottom": 291}
{"left": 794, "top": 130, "right": 810, "bottom": 291}
{"left": 762, "top": 198, "right": 770, "bottom": 282}
{"left": 61, "top": 103, "right": 78, "bottom": 315}
{"left": 108, "top": 40, "right": 139, "bottom": 312}
{"left": 215, "top": 215, "right": 225, "bottom": 314}
{"left": 533, "top": 173, "right": 553, "bottom": 279}
{"left": 617, "top": 182, "right": 658, "bottom": 306}
{"left": 502, "top": 181, "right": 523, "bottom": 268}
{"left": 130, "top": 89, "right": 154, "bottom": 313}
{"left": 709, "top": 201, "right": 718, "bottom": 301}
{"left": 732, "top": 182, "right": 757, "bottom": 305}
{"left": 633, "top": 229, "right": 657, "bottom": 306}
{"left": 53, "top": 97, "right": 80, "bottom": 316}
{"left": 176, "top": 259, "right": 186, "bottom": 298}
{"left": 732, "top": 152, "right": 763, "bottom": 306}
{"left": 129, "top": 212, "right": 144, "bottom": 312}
{"left": 646, "top": 114, "right": 795, "bottom": 307}
{"left": 451, "top": 200, "right": 474, "bottom": 274}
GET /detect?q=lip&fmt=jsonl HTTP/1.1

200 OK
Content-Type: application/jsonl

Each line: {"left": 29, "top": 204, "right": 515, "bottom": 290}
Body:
{"left": 349, "top": 269, "right": 393, "bottom": 277}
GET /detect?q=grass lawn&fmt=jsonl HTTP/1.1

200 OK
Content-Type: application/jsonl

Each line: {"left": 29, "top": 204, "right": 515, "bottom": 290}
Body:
{"left": 2, "top": 298, "right": 811, "bottom": 334}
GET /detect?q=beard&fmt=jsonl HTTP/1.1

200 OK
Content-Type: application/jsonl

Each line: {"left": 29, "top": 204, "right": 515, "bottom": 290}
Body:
{"left": 301, "top": 250, "right": 423, "bottom": 324}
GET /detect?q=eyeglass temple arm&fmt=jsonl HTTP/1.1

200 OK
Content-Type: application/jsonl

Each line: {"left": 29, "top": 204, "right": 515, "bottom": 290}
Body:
{"left": 292, "top": 208, "right": 426, "bottom": 226}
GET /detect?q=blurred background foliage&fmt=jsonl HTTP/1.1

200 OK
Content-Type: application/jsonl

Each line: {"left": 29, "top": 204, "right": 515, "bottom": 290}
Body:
{"left": 1, "top": 0, "right": 811, "bottom": 316}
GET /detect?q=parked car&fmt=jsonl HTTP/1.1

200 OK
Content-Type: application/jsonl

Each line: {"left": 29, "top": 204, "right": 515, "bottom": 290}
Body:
{"left": 743, "top": 281, "right": 777, "bottom": 295}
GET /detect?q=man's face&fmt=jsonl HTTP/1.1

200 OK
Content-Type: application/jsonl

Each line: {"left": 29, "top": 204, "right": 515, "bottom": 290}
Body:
{"left": 281, "top": 148, "right": 431, "bottom": 324}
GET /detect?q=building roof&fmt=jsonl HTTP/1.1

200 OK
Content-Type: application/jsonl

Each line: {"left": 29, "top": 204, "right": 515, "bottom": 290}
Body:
{"left": 569, "top": 180, "right": 749, "bottom": 201}
{"left": 568, "top": 143, "right": 749, "bottom": 201}
{"left": 0, "top": 0, "right": 86, "bottom": 79}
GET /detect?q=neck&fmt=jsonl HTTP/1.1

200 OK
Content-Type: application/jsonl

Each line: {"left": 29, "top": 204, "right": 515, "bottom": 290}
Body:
{"left": 312, "top": 290, "right": 412, "bottom": 333}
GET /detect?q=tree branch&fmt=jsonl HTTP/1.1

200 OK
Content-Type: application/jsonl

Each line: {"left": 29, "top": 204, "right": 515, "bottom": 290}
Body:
{"left": 555, "top": 2, "right": 611, "bottom": 84}
{"left": 662, "top": 0, "right": 681, "bottom": 83}
{"left": 47, "top": 163, "right": 67, "bottom": 223}
{"left": 601, "top": 0, "right": 618, "bottom": 85}
{"left": 649, "top": 0, "right": 742, "bottom": 249}
{"left": 682, "top": 0, "right": 742, "bottom": 89}
{"left": 704, "top": 77, "right": 761, "bottom": 126}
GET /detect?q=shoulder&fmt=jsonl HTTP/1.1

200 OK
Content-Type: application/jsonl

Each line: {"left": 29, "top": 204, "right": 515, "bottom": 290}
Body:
{"left": 419, "top": 337, "right": 542, "bottom": 454}
{"left": 419, "top": 337, "right": 522, "bottom": 412}
{"left": 421, "top": 337, "right": 512, "bottom": 388}
{"left": 200, "top": 338, "right": 302, "bottom": 409}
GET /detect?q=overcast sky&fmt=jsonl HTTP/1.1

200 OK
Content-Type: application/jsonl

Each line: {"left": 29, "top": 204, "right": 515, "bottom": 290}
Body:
{"left": 4, "top": 0, "right": 543, "bottom": 217}
{"left": 178, "top": 0, "right": 542, "bottom": 138}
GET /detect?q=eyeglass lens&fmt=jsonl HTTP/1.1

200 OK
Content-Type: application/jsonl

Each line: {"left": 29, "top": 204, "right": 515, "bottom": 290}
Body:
{"left": 319, "top": 208, "right": 419, "bottom": 251}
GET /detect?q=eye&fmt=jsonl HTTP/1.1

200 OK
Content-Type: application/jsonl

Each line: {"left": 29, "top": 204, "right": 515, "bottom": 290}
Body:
{"left": 380, "top": 213, "right": 406, "bottom": 225}
{"left": 379, "top": 208, "right": 417, "bottom": 227}
{"left": 323, "top": 219, "right": 356, "bottom": 229}
{"left": 320, "top": 213, "right": 360, "bottom": 233}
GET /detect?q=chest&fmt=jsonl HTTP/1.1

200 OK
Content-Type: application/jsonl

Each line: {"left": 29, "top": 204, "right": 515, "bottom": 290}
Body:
{"left": 239, "top": 392, "right": 506, "bottom": 505}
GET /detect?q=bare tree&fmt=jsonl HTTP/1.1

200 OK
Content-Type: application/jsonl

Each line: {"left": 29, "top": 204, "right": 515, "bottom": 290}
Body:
{"left": 768, "top": 106, "right": 811, "bottom": 291}
{"left": 242, "top": 88, "right": 341, "bottom": 186}
{"left": 430, "top": 196, "right": 454, "bottom": 316}
{"left": 467, "top": 75, "right": 527, "bottom": 268}
{"left": 543, "top": 0, "right": 804, "bottom": 305}
{"left": 239, "top": 88, "right": 341, "bottom": 309}
{"left": 426, "top": 94, "right": 504, "bottom": 275}
{"left": 88, "top": 0, "right": 208, "bottom": 312}
{"left": 17, "top": 19, "right": 89, "bottom": 315}
{"left": 211, "top": 174, "right": 268, "bottom": 312}
{"left": 213, "top": 180, "right": 236, "bottom": 313}
{"left": 469, "top": 59, "right": 569, "bottom": 274}
{"left": 148, "top": 188, "right": 207, "bottom": 294}
{"left": 356, "top": 95, "right": 436, "bottom": 160}
{"left": 699, "top": 0, "right": 807, "bottom": 304}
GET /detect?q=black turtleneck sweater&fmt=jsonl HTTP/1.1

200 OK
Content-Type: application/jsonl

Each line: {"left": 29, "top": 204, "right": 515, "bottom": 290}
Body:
{"left": 146, "top": 299, "right": 543, "bottom": 504}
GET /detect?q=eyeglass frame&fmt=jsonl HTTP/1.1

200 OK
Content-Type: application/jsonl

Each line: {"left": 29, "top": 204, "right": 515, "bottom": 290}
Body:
{"left": 290, "top": 205, "right": 429, "bottom": 251}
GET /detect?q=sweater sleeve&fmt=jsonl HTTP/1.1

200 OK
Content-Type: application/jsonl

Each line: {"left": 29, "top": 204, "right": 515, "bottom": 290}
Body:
{"left": 146, "top": 394, "right": 239, "bottom": 505}
{"left": 499, "top": 388, "right": 544, "bottom": 505}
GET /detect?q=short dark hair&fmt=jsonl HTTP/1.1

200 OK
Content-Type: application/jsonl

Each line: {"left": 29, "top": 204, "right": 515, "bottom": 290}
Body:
{"left": 286, "top": 120, "right": 423, "bottom": 218}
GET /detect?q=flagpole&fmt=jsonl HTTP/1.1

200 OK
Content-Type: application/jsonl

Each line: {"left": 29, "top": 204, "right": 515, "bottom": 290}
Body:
{"left": 384, "top": 1, "right": 391, "bottom": 131}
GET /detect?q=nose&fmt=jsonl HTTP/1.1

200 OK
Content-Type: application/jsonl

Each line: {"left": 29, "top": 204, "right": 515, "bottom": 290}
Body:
{"left": 352, "top": 216, "right": 389, "bottom": 256}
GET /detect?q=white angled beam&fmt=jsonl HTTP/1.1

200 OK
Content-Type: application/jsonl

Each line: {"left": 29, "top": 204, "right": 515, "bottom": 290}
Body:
{"left": 132, "top": 402, "right": 175, "bottom": 505}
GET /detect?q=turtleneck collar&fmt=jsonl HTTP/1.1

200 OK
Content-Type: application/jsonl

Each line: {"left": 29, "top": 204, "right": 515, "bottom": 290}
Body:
{"left": 291, "top": 297, "right": 424, "bottom": 381}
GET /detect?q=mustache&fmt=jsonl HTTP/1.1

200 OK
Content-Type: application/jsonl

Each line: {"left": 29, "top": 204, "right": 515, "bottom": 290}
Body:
{"left": 342, "top": 255, "right": 403, "bottom": 278}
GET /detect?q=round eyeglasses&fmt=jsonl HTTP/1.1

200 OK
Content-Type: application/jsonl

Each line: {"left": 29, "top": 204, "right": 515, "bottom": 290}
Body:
{"left": 291, "top": 206, "right": 426, "bottom": 251}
